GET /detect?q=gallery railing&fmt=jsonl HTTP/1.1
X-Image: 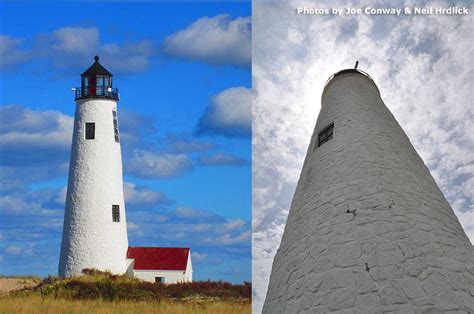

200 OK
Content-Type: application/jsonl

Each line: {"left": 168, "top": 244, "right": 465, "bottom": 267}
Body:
{"left": 75, "top": 86, "right": 119, "bottom": 101}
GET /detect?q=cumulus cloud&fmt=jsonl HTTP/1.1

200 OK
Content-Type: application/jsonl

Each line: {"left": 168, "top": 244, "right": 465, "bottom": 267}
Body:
{"left": 50, "top": 27, "right": 99, "bottom": 55}
{"left": 223, "top": 218, "right": 247, "bottom": 231}
{"left": 163, "top": 14, "right": 251, "bottom": 67}
{"left": 123, "top": 182, "right": 171, "bottom": 208}
{"left": 5, "top": 245, "right": 22, "bottom": 255}
{"left": 128, "top": 206, "right": 251, "bottom": 255}
{"left": 2, "top": 26, "right": 154, "bottom": 73}
{"left": 167, "top": 135, "right": 216, "bottom": 153}
{"left": 0, "top": 195, "right": 34, "bottom": 215}
{"left": 97, "top": 40, "right": 154, "bottom": 73}
{"left": 172, "top": 206, "right": 225, "bottom": 223}
{"left": 55, "top": 186, "right": 68, "bottom": 204}
{"left": 205, "top": 230, "right": 251, "bottom": 246}
{"left": 191, "top": 252, "right": 208, "bottom": 263}
{"left": 0, "top": 164, "right": 69, "bottom": 194}
{"left": 0, "top": 188, "right": 63, "bottom": 217}
{"left": 45, "top": 26, "right": 154, "bottom": 73}
{"left": 252, "top": 0, "right": 474, "bottom": 312}
{"left": 119, "top": 110, "right": 156, "bottom": 133}
{"left": 196, "top": 87, "right": 251, "bottom": 137}
{"left": 0, "top": 35, "right": 31, "bottom": 69}
{"left": 198, "top": 153, "right": 249, "bottom": 167}
{"left": 0, "top": 104, "right": 72, "bottom": 137}
{"left": 0, "top": 105, "right": 72, "bottom": 167}
{"left": 126, "top": 150, "right": 192, "bottom": 178}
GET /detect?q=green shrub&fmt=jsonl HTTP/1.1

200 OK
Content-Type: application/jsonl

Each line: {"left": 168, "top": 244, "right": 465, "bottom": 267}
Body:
{"left": 18, "top": 269, "right": 251, "bottom": 302}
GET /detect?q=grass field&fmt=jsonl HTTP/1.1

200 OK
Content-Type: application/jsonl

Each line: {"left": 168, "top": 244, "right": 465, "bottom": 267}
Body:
{"left": 0, "top": 295, "right": 250, "bottom": 314}
{"left": 0, "top": 270, "right": 251, "bottom": 313}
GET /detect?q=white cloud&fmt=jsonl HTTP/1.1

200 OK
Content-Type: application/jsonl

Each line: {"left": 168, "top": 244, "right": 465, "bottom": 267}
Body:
{"left": 55, "top": 186, "right": 67, "bottom": 204}
{"left": 2, "top": 26, "right": 154, "bottom": 73}
{"left": 197, "top": 87, "right": 251, "bottom": 137}
{"left": 0, "top": 105, "right": 73, "bottom": 172}
{"left": 198, "top": 153, "right": 249, "bottom": 166}
{"left": 52, "top": 27, "right": 99, "bottom": 55}
{"left": 205, "top": 230, "right": 251, "bottom": 246}
{"left": 126, "top": 151, "right": 192, "bottom": 178}
{"left": 5, "top": 245, "right": 22, "bottom": 255}
{"left": 99, "top": 40, "right": 154, "bottom": 73}
{"left": 252, "top": 1, "right": 473, "bottom": 312}
{"left": 0, "top": 194, "right": 59, "bottom": 217}
{"left": 0, "top": 105, "right": 72, "bottom": 155}
{"left": 127, "top": 222, "right": 139, "bottom": 232}
{"left": 191, "top": 252, "right": 208, "bottom": 262}
{"left": 0, "top": 105, "right": 72, "bottom": 136}
{"left": 163, "top": 14, "right": 251, "bottom": 67}
{"left": 0, "top": 195, "right": 32, "bottom": 215}
{"left": 173, "top": 207, "right": 222, "bottom": 222}
{"left": 453, "top": 202, "right": 474, "bottom": 241}
{"left": 123, "top": 182, "right": 169, "bottom": 206}
{"left": 224, "top": 219, "right": 247, "bottom": 231}
{"left": 167, "top": 135, "right": 215, "bottom": 153}
{"left": 127, "top": 206, "right": 250, "bottom": 257}
{"left": 0, "top": 35, "right": 31, "bottom": 69}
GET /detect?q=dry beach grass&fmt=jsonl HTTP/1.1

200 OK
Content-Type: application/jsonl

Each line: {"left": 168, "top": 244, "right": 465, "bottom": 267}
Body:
{"left": 0, "top": 295, "right": 250, "bottom": 314}
{"left": 0, "top": 270, "right": 251, "bottom": 313}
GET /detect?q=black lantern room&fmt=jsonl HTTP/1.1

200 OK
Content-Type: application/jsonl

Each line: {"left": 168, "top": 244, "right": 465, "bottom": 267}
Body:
{"left": 75, "top": 56, "right": 119, "bottom": 101}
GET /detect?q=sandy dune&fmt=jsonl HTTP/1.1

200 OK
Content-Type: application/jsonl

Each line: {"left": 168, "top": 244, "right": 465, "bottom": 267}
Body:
{"left": 0, "top": 278, "right": 39, "bottom": 296}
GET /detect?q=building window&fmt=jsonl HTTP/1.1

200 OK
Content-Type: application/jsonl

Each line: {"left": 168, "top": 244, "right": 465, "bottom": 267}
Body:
{"left": 85, "top": 123, "right": 95, "bottom": 140}
{"left": 155, "top": 277, "right": 164, "bottom": 283}
{"left": 112, "top": 111, "right": 120, "bottom": 143}
{"left": 318, "top": 123, "right": 334, "bottom": 147}
{"left": 112, "top": 205, "right": 120, "bottom": 222}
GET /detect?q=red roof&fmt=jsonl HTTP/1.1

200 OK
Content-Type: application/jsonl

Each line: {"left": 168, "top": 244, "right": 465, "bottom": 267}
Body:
{"left": 127, "top": 247, "right": 190, "bottom": 271}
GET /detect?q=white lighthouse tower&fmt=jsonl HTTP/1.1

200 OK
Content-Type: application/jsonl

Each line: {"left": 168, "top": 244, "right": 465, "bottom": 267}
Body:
{"left": 59, "top": 56, "right": 129, "bottom": 277}
{"left": 263, "top": 67, "right": 474, "bottom": 312}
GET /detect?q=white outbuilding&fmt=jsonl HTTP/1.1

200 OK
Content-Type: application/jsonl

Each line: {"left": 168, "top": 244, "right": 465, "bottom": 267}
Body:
{"left": 126, "top": 247, "right": 192, "bottom": 283}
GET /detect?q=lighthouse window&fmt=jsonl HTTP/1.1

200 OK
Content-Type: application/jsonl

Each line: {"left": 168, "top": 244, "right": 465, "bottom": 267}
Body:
{"left": 85, "top": 123, "right": 95, "bottom": 140}
{"left": 112, "top": 205, "right": 120, "bottom": 222}
{"left": 112, "top": 111, "right": 120, "bottom": 143}
{"left": 82, "top": 77, "right": 89, "bottom": 97}
{"left": 96, "top": 76, "right": 111, "bottom": 96}
{"left": 318, "top": 123, "right": 334, "bottom": 147}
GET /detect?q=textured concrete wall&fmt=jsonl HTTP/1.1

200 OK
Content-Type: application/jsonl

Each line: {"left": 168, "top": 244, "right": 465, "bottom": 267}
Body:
{"left": 263, "top": 72, "right": 474, "bottom": 313}
{"left": 59, "top": 98, "right": 129, "bottom": 277}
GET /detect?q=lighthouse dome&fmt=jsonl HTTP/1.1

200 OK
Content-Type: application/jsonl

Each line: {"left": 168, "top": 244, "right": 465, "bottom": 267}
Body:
{"left": 75, "top": 56, "right": 118, "bottom": 101}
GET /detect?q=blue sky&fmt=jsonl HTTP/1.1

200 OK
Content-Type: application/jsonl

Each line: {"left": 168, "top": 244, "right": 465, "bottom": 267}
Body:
{"left": 0, "top": 2, "right": 251, "bottom": 283}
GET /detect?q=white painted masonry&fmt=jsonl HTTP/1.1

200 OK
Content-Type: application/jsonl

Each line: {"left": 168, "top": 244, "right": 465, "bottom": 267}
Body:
{"left": 59, "top": 97, "right": 129, "bottom": 277}
{"left": 125, "top": 258, "right": 134, "bottom": 277}
{"left": 263, "top": 71, "right": 474, "bottom": 313}
{"left": 133, "top": 270, "right": 186, "bottom": 284}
